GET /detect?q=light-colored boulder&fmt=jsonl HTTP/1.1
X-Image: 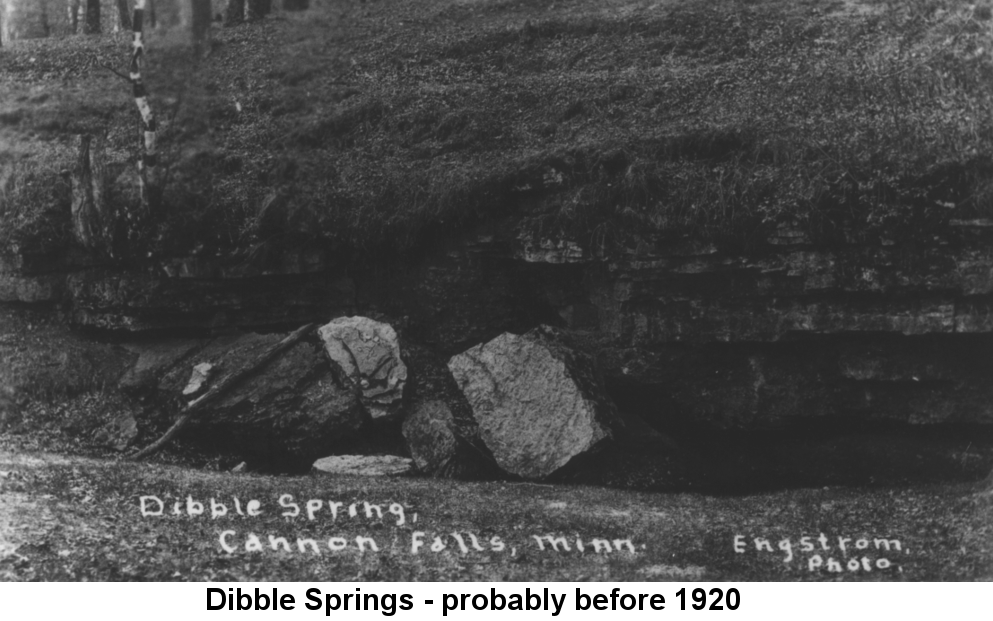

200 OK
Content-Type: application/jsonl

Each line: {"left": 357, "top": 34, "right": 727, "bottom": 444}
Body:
{"left": 447, "top": 325, "right": 621, "bottom": 480}
{"left": 318, "top": 316, "right": 407, "bottom": 420}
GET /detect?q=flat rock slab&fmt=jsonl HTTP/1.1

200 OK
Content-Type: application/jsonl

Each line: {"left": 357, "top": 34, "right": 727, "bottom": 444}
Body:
{"left": 319, "top": 317, "right": 407, "bottom": 420}
{"left": 312, "top": 455, "right": 413, "bottom": 477}
{"left": 448, "top": 325, "right": 621, "bottom": 480}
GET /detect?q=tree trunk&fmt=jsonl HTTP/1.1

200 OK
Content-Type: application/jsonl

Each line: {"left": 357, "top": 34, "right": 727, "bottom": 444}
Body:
{"left": 130, "top": 0, "right": 160, "bottom": 222}
{"left": 224, "top": 0, "right": 243, "bottom": 26}
{"left": 83, "top": 0, "right": 99, "bottom": 34}
{"left": 246, "top": 0, "right": 270, "bottom": 21}
{"left": 67, "top": 0, "right": 80, "bottom": 34}
{"left": 90, "top": 132, "right": 109, "bottom": 242}
{"left": 1, "top": 0, "right": 51, "bottom": 42}
{"left": 116, "top": 0, "right": 131, "bottom": 30}
{"left": 191, "top": 0, "right": 211, "bottom": 56}
{"left": 70, "top": 133, "right": 112, "bottom": 251}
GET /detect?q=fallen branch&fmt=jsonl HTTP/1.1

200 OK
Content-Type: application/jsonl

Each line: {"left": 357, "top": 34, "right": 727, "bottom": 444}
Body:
{"left": 100, "top": 64, "right": 132, "bottom": 83}
{"left": 127, "top": 323, "right": 318, "bottom": 461}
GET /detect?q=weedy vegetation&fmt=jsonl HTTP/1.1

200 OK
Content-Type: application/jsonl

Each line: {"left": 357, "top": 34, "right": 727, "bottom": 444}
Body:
{"left": 1, "top": 0, "right": 991, "bottom": 261}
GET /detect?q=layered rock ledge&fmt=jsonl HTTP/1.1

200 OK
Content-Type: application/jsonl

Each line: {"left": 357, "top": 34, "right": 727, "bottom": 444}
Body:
{"left": 2, "top": 218, "right": 992, "bottom": 486}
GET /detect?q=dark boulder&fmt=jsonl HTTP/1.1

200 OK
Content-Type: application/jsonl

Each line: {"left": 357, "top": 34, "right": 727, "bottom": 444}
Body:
{"left": 157, "top": 332, "right": 368, "bottom": 470}
{"left": 401, "top": 343, "right": 498, "bottom": 479}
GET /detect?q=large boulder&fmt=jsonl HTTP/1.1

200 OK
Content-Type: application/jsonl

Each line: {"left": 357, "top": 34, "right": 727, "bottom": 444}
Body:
{"left": 318, "top": 317, "right": 407, "bottom": 420}
{"left": 400, "top": 343, "right": 498, "bottom": 479}
{"left": 447, "top": 325, "right": 623, "bottom": 480}
{"left": 158, "top": 332, "right": 368, "bottom": 470}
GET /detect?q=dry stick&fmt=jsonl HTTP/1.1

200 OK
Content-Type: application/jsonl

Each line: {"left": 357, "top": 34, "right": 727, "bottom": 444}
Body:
{"left": 127, "top": 323, "right": 318, "bottom": 461}
{"left": 101, "top": 64, "right": 132, "bottom": 83}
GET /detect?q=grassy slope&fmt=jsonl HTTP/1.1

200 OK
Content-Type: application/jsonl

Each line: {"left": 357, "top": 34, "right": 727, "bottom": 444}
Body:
{"left": 2, "top": 0, "right": 992, "bottom": 259}
{"left": 1, "top": 449, "right": 991, "bottom": 581}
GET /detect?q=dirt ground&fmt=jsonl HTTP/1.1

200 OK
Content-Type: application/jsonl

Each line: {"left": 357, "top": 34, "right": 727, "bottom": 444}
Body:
{"left": 1, "top": 447, "right": 991, "bottom": 581}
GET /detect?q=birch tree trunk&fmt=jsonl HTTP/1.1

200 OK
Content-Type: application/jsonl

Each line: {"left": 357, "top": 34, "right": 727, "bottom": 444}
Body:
{"left": 129, "top": 0, "right": 160, "bottom": 220}
{"left": 67, "top": 0, "right": 81, "bottom": 34}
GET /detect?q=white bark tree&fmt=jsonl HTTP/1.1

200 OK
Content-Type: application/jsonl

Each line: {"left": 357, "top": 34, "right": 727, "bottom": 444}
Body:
{"left": 129, "top": 0, "right": 160, "bottom": 217}
{"left": 67, "top": 0, "right": 81, "bottom": 33}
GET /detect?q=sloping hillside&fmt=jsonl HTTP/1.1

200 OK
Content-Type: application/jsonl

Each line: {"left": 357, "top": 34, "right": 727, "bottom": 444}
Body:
{"left": 2, "top": 1, "right": 993, "bottom": 499}
{"left": 2, "top": 0, "right": 991, "bottom": 259}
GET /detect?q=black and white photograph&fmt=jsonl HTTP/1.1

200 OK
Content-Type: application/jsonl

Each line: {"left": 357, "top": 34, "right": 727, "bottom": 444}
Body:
{"left": 1, "top": 0, "right": 992, "bottom": 587}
